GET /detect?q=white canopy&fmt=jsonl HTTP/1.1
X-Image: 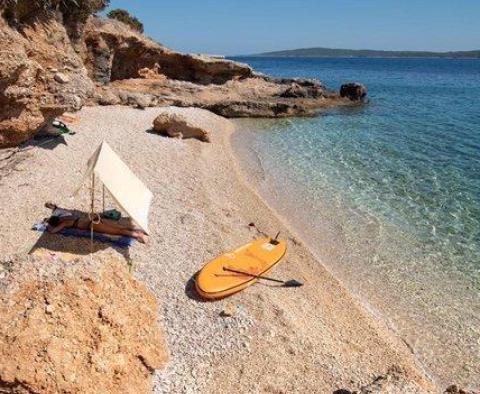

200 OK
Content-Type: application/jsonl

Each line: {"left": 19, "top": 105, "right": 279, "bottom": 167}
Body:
{"left": 74, "top": 141, "right": 153, "bottom": 233}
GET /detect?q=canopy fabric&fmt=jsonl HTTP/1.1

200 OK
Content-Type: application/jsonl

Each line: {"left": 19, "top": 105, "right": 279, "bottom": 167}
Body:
{"left": 74, "top": 141, "right": 152, "bottom": 233}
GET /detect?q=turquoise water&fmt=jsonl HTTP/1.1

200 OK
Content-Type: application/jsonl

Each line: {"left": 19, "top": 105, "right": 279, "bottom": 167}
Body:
{"left": 231, "top": 57, "right": 480, "bottom": 389}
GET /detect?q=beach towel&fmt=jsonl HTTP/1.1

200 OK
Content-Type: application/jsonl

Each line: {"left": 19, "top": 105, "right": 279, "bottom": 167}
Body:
{"left": 32, "top": 223, "right": 135, "bottom": 248}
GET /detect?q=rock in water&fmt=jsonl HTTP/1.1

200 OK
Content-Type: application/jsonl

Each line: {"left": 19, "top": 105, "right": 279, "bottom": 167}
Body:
{"left": 340, "top": 82, "right": 368, "bottom": 101}
{"left": 0, "top": 256, "right": 169, "bottom": 393}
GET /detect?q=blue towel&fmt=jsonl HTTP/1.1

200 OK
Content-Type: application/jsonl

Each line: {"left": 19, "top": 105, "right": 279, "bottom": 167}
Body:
{"left": 32, "top": 223, "right": 135, "bottom": 248}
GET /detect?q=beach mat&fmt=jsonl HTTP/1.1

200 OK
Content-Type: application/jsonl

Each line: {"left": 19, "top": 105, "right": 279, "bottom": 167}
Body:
{"left": 32, "top": 223, "right": 135, "bottom": 249}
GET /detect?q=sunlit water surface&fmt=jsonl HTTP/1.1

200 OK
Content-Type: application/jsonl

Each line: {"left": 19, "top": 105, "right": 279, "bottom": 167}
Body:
{"left": 231, "top": 57, "right": 480, "bottom": 389}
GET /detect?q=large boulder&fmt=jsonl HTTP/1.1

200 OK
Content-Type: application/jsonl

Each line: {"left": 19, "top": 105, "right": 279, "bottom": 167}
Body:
{"left": 0, "top": 256, "right": 168, "bottom": 394}
{"left": 152, "top": 107, "right": 233, "bottom": 142}
{"left": 340, "top": 82, "right": 368, "bottom": 101}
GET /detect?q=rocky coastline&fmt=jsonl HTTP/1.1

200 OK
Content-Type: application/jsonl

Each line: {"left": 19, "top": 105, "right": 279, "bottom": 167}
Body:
{"left": 0, "top": 0, "right": 365, "bottom": 148}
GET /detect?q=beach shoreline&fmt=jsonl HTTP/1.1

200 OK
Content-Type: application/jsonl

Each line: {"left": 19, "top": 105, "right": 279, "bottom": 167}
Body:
{"left": 0, "top": 106, "right": 439, "bottom": 393}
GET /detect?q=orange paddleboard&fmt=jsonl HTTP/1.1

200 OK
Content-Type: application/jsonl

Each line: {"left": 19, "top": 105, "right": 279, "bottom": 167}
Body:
{"left": 195, "top": 237, "right": 287, "bottom": 300}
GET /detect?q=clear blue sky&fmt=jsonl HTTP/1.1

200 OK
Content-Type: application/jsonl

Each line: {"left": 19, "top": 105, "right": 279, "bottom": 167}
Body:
{"left": 105, "top": 0, "right": 480, "bottom": 55}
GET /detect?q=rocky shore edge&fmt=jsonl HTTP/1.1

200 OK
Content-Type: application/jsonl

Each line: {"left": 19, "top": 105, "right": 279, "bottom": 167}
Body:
{"left": 0, "top": 0, "right": 366, "bottom": 148}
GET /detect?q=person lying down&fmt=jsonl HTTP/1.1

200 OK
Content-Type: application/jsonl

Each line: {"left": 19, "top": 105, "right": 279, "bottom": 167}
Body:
{"left": 44, "top": 202, "right": 149, "bottom": 244}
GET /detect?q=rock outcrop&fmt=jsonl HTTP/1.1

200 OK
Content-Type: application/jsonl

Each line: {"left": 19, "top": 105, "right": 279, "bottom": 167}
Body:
{"left": 0, "top": 1, "right": 366, "bottom": 147}
{"left": 340, "top": 82, "right": 368, "bottom": 101}
{"left": 93, "top": 75, "right": 344, "bottom": 118}
{"left": 0, "top": 255, "right": 168, "bottom": 394}
{"left": 83, "top": 18, "right": 254, "bottom": 85}
{"left": 0, "top": 0, "right": 95, "bottom": 147}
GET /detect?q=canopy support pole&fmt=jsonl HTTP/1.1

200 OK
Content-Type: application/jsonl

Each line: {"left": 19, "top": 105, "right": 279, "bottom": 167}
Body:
{"left": 90, "top": 173, "right": 95, "bottom": 259}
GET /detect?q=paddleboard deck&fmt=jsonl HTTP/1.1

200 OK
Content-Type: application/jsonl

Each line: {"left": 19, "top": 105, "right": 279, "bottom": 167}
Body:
{"left": 195, "top": 237, "right": 287, "bottom": 300}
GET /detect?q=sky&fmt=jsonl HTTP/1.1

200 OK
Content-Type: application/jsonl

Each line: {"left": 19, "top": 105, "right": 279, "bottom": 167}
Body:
{"left": 105, "top": 0, "right": 480, "bottom": 55}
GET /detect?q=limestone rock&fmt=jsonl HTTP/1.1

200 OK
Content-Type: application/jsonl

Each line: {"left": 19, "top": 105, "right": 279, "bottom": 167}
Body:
{"left": 0, "top": 2, "right": 94, "bottom": 147}
{"left": 0, "top": 256, "right": 168, "bottom": 394}
{"left": 205, "top": 100, "right": 314, "bottom": 118}
{"left": 138, "top": 63, "right": 167, "bottom": 80}
{"left": 340, "top": 82, "right": 368, "bottom": 101}
{"left": 152, "top": 107, "right": 233, "bottom": 142}
{"left": 118, "top": 91, "right": 157, "bottom": 109}
{"left": 54, "top": 72, "right": 71, "bottom": 84}
{"left": 280, "top": 83, "right": 310, "bottom": 98}
{"left": 83, "top": 18, "right": 254, "bottom": 85}
{"left": 0, "top": 3, "right": 366, "bottom": 148}
{"left": 153, "top": 111, "right": 209, "bottom": 141}
{"left": 279, "top": 79, "right": 325, "bottom": 99}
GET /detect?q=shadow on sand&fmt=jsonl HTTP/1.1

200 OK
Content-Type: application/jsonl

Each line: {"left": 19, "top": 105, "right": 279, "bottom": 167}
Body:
{"left": 26, "top": 134, "right": 69, "bottom": 150}
{"left": 28, "top": 231, "right": 132, "bottom": 262}
{"left": 184, "top": 272, "right": 209, "bottom": 302}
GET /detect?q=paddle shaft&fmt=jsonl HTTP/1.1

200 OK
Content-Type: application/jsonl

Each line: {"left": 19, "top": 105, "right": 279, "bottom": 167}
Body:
{"left": 222, "top": 267, "right": 284, "bottom": 284}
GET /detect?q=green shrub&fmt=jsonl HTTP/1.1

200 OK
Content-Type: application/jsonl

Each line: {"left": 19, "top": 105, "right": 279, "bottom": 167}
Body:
{"left": 107, "top": 8, "right": 144, "bottom": 33}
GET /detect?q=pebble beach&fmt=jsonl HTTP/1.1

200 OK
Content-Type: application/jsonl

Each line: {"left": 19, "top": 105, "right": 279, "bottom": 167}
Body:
{"left": 0, "top": 106, "right": 439, "bottom": 393}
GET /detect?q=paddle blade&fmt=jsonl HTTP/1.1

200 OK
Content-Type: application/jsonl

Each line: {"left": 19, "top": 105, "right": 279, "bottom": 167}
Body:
{"left": 283, "top": 280, "right": 304, "bottom": 288}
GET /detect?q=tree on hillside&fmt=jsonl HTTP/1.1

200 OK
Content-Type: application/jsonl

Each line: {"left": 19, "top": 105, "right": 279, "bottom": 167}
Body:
{"left": 107, "top": 8, "right": 144, "bottom": 33}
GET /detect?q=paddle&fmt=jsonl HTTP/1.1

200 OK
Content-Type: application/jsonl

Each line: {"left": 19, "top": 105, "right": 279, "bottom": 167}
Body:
{"left": 222, "top": 267, "right": 303, "bottom": 288}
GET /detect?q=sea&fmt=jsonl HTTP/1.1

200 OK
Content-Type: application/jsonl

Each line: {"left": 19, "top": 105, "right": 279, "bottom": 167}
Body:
{"left": 229, "top": 57, "right": 480, "bottom": 390}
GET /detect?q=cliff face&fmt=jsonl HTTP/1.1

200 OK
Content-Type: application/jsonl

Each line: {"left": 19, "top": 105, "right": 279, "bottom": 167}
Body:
{"left": 0, "top": 0, "right": 95, "bottom": 147}
{"left": 83, "top": 18, "right": 254, "bottom": 85}
{"left": 0, "top": 2, "right": 361, "bottom": 147}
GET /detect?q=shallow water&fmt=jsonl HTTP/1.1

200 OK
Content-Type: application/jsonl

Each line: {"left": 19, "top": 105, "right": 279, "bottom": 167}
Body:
{"left": 231, "top": 57, "right": 480, "bottom": 389}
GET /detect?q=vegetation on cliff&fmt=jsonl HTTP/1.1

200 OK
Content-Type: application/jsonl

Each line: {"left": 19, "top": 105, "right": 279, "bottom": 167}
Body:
{"left": 107, "top": 8, "right": 144, "bottom": 33}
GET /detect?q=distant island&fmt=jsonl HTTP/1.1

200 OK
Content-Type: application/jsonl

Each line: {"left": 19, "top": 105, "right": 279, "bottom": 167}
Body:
{"left": 250, "top": 47, "right": 480, "bottom": 59}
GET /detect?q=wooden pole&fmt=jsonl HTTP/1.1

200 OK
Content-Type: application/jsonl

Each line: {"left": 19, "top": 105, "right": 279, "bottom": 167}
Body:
{"left": 91, "top": 173, "right": 95, "bottom": 215}
{"left": 90, "top": 173, "right": 95, "bottom": 259}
